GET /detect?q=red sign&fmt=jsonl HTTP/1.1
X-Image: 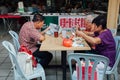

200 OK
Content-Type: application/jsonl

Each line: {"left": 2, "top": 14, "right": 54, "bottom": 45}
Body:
{"left": 59, "top": 16, "right": 85, "bottom": 28}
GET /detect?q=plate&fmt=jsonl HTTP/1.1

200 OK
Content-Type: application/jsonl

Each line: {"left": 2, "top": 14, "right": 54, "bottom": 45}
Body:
{"left": 72, "top": 37, "right": 84, "bottom": 47}
{"left": 73, "top": 37, "right": 83, "bottom": 42}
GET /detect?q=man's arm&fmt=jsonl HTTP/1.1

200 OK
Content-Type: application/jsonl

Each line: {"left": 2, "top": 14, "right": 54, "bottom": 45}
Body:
{"left": 40, "top": 27, "right": 50, "bottom": 35}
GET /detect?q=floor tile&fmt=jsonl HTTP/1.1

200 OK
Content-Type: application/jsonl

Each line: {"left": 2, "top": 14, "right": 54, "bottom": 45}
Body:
{"left": 0, "top": 70, "right": 10, "bottom": 77}
{"left": 0, "top": 53, "right": 8, "bottom": 58}
{"left": 0, "top": 62, "right": 12, "bottom": 70}
{"left": 0, "top": 77, "right": 6, "bottom": 80}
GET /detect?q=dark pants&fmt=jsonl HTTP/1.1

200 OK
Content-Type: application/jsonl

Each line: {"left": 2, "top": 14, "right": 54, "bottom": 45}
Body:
{"left": 33, "top": 45, "right": 53, "bottom": 67}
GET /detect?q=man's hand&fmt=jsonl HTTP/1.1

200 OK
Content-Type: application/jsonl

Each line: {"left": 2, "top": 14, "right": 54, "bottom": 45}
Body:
{"left": 39, "top": 34, "right": 45, "bottom": 41}
{"left": 76, "top": 30, "right": 84, "bottom": 37}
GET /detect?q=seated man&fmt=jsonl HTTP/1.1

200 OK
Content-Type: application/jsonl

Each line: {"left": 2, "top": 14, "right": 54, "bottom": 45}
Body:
{"left": 19, "top": 13, "right": 53, "bottom": 67}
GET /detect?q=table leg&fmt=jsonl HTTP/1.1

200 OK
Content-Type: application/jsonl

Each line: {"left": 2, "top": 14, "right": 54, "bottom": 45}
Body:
{"left": 2, "top": 18, "right": 12, "bottom": 30}
{"left": 61, "top": 51, "right": 67, "bottom": 80}
{"left": 2, "top": 18, "right": 7, "bottom": 30}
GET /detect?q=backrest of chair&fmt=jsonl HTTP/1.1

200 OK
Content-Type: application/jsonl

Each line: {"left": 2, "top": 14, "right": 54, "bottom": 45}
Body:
{"left": 9, "top": 30, "right": 20, "bottom": 52}
{"left": 114, "top": 36, "right": 120, "bottom": 58}
{"left": 111, "top": 36, "right": 120, "bottom": 71}
{"left": 67, "top": 53, "right": 109, "bottom": 80}
{"left": 2, "top": 41, "right": 27, "bottom": 80}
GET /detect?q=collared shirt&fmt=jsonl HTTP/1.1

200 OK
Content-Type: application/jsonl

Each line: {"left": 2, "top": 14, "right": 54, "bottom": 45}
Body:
{"left": 19, "top": 21, "right": 40, "bottom": 53}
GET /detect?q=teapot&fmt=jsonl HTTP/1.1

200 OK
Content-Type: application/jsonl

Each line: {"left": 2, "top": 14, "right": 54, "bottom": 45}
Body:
{"left": 62, "top": 35, "right": 74, "bottom": 47}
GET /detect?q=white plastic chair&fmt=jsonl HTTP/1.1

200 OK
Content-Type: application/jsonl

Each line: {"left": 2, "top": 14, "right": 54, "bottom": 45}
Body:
{"left": 105, "top": 36, "right": 120, "bottom": 80}
{"left": 9, "top": 30, "right": 20, "bottom": 52}
{"left": 67, "top": 53, "right": 109, "bottom": 80}
{"left": 2, "top": 41, "right": 46, "bottom": 80}
{"left": 114, "top": 36, "right": 120, "bottom": 57}
{"left": 9, "top": 30, "right": 41, "bottom": 65}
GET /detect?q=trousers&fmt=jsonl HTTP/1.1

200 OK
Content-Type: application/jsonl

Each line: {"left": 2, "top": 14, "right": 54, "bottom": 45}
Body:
{"left": 33, "top": 46, "right": 53, "bottom": 67}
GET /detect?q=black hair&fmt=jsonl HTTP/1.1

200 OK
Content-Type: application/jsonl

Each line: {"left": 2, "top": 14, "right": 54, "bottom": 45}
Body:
{"left": 92, "top": 14, "right": 107, "bottom": 29}
{"left": 32, "top": 13, "right": 45, "bottom": 22}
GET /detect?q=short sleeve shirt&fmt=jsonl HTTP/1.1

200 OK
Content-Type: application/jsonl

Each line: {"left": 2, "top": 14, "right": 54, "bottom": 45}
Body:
{"left": 95, "top": 29, "right": 116, "bottom": 67}
{"left": 19, "top": 21, "right": 40, "bottom": 53}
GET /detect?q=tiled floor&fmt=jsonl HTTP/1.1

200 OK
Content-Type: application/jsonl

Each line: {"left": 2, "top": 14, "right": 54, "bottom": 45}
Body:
{"left": 0, "top": 29, "right": 120, "bottom": 80}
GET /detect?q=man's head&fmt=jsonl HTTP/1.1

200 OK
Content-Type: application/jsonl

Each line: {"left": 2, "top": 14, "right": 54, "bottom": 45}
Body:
{"left": 32, "top": 13, "right": 45, "bottom": 29}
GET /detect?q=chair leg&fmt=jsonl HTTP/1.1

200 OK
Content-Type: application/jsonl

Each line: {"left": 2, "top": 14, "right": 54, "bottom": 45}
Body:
{"left": 106, "top": 75, "right": 109, "bottom": 80}
{"left": 37, "top": 77, "right": 40, "bottom": 80}
{"left": 40, "top": 69, "right": 46, "bottom": 80}
{"left": 41, "top": 73, "right": 46, "bottom": 80}
{"left": 107, "top": 74, "right": 111, "bottom": 80}
{"left": 114, "top": 70, "right": 118, "bottom": 80}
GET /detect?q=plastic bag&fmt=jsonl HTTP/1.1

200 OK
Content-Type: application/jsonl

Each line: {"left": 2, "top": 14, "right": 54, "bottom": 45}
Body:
{"left": 17, "top": 52, "right": 33, "bottom": 75}
{"left": 19, "top": 45, "right": 37, "bottom": 68}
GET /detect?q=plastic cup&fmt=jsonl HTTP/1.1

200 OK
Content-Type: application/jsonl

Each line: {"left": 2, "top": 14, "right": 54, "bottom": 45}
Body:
{"left": 54, "top": 31, "right": 58, "bottom": 38}
{"left": 62, "top": 30, "right": 66, "bottom": 38}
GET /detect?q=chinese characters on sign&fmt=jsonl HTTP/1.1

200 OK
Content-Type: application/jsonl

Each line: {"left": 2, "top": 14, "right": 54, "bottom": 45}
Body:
{"left": 59, "top": 16, "right": 85, "bottom": 28}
